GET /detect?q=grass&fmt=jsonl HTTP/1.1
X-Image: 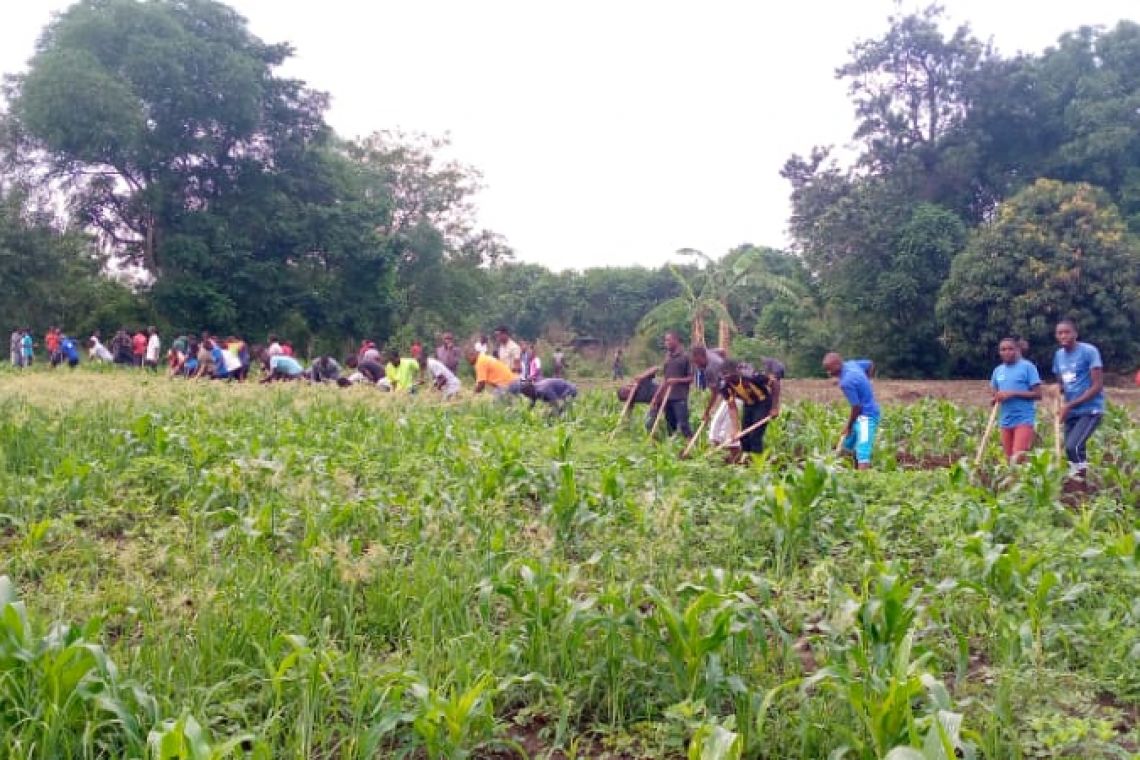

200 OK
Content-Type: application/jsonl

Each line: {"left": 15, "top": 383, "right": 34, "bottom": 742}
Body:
{"left": 0, "top": 368, "right": 1137, "bottom": 759}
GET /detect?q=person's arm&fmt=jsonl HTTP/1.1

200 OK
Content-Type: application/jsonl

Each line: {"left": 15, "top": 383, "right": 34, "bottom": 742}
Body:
{"left": 844, "top": 404, "right": 863, "bottom": 435}
{"left": 634, "top": 365, "right": 659, "bottom": 382}
{"left": 1060, "top": 367, "right": 1104, "bottom": 420}
{"left": 994, "top": 386, "right": 1042, "bottom": 402}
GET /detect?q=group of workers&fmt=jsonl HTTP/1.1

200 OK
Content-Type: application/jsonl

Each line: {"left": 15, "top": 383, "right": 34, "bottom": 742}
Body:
{"left": 8, "top": 317, "right": 1111, "bottom": 478}
{"left": 620, "top": 318, "right": 1106, "bottom": 480}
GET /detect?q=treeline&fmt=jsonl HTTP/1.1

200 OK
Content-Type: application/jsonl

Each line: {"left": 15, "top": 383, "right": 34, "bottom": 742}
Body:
{"left": 1, "top": 1, "right": 1138, "bottom": 377}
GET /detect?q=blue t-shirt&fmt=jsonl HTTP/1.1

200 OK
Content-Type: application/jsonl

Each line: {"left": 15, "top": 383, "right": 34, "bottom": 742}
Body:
{"left": 990, "top": 358, "right": 1041, "bottom": 428}
{"left": 61, "top": 338, "right": 79, "bottom": 362}
{"left": 21, "top": 334, "right": 33, "bottom": 357}
{"left": 270, "top": 355, "right": 303, "bottom": 377}
{"left": 839, "top": 359, "right": 879, "bottom": 418}
{"left": 210, "top": 347, "right": 229, "bottom": 378}
{"left": 1052, "top": 342, "right": 1104, "bottom": 415}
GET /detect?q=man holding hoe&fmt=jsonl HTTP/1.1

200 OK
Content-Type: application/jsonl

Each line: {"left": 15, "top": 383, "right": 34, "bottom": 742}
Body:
{"left": 823, "top": 352, "right": 879, "bottom": 470}
{"left": 633, "top": 331, "right": 693, "bottom": 439}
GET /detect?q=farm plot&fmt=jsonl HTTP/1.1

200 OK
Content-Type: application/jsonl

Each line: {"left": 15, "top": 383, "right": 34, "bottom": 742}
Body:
{"left": 0, "top": 371, "right": 1137, "bottom": 759}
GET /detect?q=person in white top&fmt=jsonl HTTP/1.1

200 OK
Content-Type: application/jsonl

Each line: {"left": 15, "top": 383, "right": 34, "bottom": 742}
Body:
{"left": 426, "top": 357, "right": 461, "bottom": 399}
{"left": 89, "top": 337, "right": 113, "bottom": 363}
{"left": 144, "top": 327, "right": 161, "bottom": 370}
{"left": 267, "top": 335, "right": 284, "bottom": 357}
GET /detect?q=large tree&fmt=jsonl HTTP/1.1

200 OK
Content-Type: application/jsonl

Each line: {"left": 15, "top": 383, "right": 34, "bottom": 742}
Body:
{"left": 937, "top": 179, "right": 1140, "bottom": 374}
{"left": 9, "top": 0, "right": 328, "bottom": 276}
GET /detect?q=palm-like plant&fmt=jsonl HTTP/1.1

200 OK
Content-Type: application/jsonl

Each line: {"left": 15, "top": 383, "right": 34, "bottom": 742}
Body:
{"left": 637, "top": 247, "right": 798, "bottom": 351}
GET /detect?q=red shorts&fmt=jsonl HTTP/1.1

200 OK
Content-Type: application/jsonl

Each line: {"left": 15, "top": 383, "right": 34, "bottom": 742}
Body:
{"left": 1000, "top": 425, "right": 1035, "bottom": 461}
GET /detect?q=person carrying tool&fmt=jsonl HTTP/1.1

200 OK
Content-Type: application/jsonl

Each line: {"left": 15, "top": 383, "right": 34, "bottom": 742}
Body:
{"left": 1052, "top": 319, "right": 1105, "bottom": 480}
{"left": 823, "top": 352, "right": 879, "bottom": 470}
{"left": 990, "top": 336, "right": 1042, "bottom": 463}
{"left": 717, "top": 360, "right": 775, "bottom": 463}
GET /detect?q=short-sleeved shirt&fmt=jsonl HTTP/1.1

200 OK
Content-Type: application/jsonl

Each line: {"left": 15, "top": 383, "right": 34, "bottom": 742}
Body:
{"left": 534, "top": 378, "right": 578, "bottom": 402}
{"left": 991, "top": 358, "right": 1041, "bottom": 428}
{"left": 132, "top": 334, "right": 147, "bottom": 355}
{"left": 475, "top": 353, "right": 516, "bottom": 388}
{"left": 839, "top": 359, "right": 879, "bottom": 418}
{"left": 222, "top": 349, "right": 243, "bottom": 373}
{"left": 719, "top": 372, "right": 773, "bottom": 412}
{"left": 267, "top": 342, "right": 284, "bottom": 357}
{"left": 436, "top": 345, "right": 462, "bottom": 374}
{"left": 270, "top": 355, "right": 303, "bottom": 377}
{"left": 61, "top": 338, "right": 79, "bottom": 361}
{"left": 45, "top": 332, "right": 60, "bottom": 352}
{"left": 386, "top": 358, "right": 420, "bottom": 391}
{"left": 1053, "top": 342, "right": 1105, "bottom": 415}
{"left": 663, "top": 348, "right": 691, "bottom": 401}
{"left": 497, "top": 340, "right": 522, "bottom": 371}
{"left": 210, "top": 347, "right": 229, "bottom": 377}
{"left": 146, "top": 334, "right": 161, "bottom": 362}
{"left": 21, "top": 335, "right": 33, "bottom": 357}
{"left": 427, "top": 358, "right": 461, "bottom": 394}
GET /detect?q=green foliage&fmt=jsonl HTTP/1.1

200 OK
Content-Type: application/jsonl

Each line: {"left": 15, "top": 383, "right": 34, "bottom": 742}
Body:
{"left": 937, "top": 179, "right": 1140, "bottom": 373}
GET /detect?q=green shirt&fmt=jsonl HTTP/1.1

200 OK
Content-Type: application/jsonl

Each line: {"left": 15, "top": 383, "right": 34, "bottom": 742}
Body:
{"left": 386, "top": 358, "right": 420, "bottom": 391}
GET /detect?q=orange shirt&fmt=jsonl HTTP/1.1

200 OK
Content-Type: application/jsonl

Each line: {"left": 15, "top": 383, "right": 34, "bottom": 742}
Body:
{"left": 474, "top": 354, "right": 516, "bottom": 388}
{"left": 45, "top": 332, "right": 60, "bottom": 352}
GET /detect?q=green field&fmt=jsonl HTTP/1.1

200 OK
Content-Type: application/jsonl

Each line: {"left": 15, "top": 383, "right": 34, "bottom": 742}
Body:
{"left": 0, "top": 370, "right": 1137, "bottom": 759}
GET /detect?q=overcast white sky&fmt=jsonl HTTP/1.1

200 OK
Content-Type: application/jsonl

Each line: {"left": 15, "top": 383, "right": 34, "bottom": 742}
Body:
{"left": 2, "top": 1, "right": 1136, "bottom": 270}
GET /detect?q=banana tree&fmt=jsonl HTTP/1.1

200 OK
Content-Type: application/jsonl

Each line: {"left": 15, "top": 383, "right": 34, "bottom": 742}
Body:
{"left": 637, "top": 247, "right": 798, "bottom": 352}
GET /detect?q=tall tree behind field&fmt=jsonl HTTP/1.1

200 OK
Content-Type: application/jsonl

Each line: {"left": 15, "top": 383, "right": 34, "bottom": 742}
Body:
{"left": 937, "top": 180, "right": 1140, "bottom": 374}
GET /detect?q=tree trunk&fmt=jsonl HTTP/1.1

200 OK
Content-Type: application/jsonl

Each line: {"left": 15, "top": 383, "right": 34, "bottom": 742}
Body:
{"left": 691, "top": 313, "right": 705, "bottom": 347}
{"left": 718, "top": 319, "right": 731, "bottom": 353}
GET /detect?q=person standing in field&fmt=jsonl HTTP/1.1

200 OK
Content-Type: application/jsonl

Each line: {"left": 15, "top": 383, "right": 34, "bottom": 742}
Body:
{"left": 612, "top": 349, "right": 625, "bottom": 380}
{"left": 20, "top": 329, "right": 34, "bottom": 367}
{"left": 435, "top": 332, "right": 462, "bottom": 375}
{"left": 466, "top": 347, "right": 517, "bottom": 395}
{"left": 144, "top": 327, "right": 161, "bottom": 371}
{"left": 426, "top": 356, "right": 462, "bottom": 399}
{"left": 823, "top": 352, "right": 880, "bottom": 470}
{"left": 473, "top": 334, "right": 489, "bottom": 356}
{"left": 131, "top": 329, "right": 146, "bottom": 367}
{"left": 990, "top": 336, "right": 1042, "bottom": 464}
{"left": 1053, "top": 319, "right": 1105, "bottom": 479}
{"left": 553, "top": 348, "right": 566, "bottom": 378}
{"left": 494, "top": 326, "right": 522, "bottom": 373}
{"left": 10, "top": 328, "right": 22, "bottom": 367}
{"left": 46, "top": 327, "right": 62, "bottom": 368}
{"left": 636, "top": 331, "right": 694, "bottom": 438}
{"left": 717, "top": 360, "right": 776, "bottom": 462}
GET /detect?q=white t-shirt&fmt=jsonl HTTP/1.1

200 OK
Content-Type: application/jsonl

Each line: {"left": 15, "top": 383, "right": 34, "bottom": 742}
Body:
{"left": 426, "top": 357, "right": 461, "bottom": 395}
{"left": 267, "top": 342, "right": 283, "bottom": 357}
{"left": 90, "top": 340, "right": 112, "bottom": 362}
{"left": 146, "top": 334, "right": 161, "bottom": 362}
{"left": 222, "top": 349, "right": 243, "bottom": 373}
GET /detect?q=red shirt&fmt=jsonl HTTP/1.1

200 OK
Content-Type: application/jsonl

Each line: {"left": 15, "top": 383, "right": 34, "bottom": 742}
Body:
{"left": 282, "top": 344, "right": 294, "bottom": 357}
{"left": 132, "top": 334, "right": 147, "bottom": 355}
{"left": 45, "top": 332, "right": 60, "bottom": 352}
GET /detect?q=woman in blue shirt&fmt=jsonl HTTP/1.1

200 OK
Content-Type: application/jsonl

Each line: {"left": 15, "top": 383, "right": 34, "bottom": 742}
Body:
{"left": 990, "top": 337, "right": 1042, "bottom": 463}
{"left": 1052, "top": 319, "right": 1105, "bottom": 478}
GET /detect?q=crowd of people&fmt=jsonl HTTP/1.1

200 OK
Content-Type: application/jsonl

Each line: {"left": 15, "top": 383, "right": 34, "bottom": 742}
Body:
{"left": 7, "top": 318, "right": 1110, "bottom": 478}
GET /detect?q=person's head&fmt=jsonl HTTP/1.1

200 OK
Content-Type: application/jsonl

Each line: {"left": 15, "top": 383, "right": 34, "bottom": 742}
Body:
{"left": 337, "top": 377, "right": 352, "bottom": 388}
{"left": 1055, "top": 319, "right": 1079, "bottom": 350}
{"left": 442, "top": 332, "right": 454, "bottom": 346}
{"left": 998, "top": 336, "right": 1022, "bottom": 365}
{"left": 664, "top": 331, "right": 682, "bottom": 353}
{"left": 822, "top": 352, "right": 843, "bottom": 378}
{"left": 690, "top": 345, "right": 709, "bottom": 369}
{"left": 388, "top": 349, "right": 401, "bottom": 366}
{"left": 465, "top": 347, "right": 480, "bottom": 365}
{"left": 495, "top": 326, "right": 511, "bottom": 344}
{"left": 617, "top": 385, "right": 631, "bottom": 402}
{"left": 268, "top": 334, "right": 278, "bottom": 345}
{"left": 721, "top": 359, "right": 743, "bottom": 381}
{"left": 345, "top": 355, "right": 358, "bottom": 369}
{"left": 148, "top": 326, "right": 156, "bottom": 336}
